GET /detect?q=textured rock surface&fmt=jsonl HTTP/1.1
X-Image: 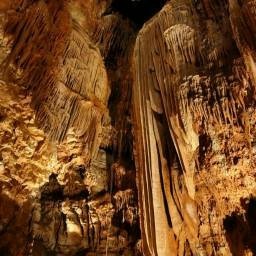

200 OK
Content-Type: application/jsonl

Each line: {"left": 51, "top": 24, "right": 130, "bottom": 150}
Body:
{"left": 0, "top": 0, "right": 139, "bottom": 255}
{"left": 133, "top": 0, "right": 256, "bottom": 255}
{"left": 0, "top": 0, "right": 256, "bottom": 255}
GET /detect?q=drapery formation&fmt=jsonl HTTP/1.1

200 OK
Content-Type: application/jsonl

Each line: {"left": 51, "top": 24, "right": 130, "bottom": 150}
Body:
{"left": 133, "top": 0, "right": 256, "bottom": 255}
{"left": 3, "top": 0, "right": 110, "bottom": 162}
{"left": 0, "top": 0, "right": 139, "bottom": 255}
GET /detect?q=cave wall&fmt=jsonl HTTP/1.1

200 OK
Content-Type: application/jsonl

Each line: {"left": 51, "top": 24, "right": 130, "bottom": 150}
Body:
{"left": 133, "top": 0, "right": 256, "bottom": 255}
{"left": 0, "top": 0, "right": 256, "bottom": 256}
{"left": 0, "top": 0, "right": 140, "bottom": 255}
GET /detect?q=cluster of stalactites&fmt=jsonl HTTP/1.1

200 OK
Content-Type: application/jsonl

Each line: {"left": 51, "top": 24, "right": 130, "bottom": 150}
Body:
{"left": 177, "top": 58, "right": 251, "bottom": 129}
{"left": 113, "top": 189, "right": 137, "bottom": 224}
{"left": 33, "top": 20, "right": 110, "bottom": 146}
{"left": 3, "top": 0, "right": 110, "bottom": 160}
{"left": 164, "top": 24, "right": 197, "bottom": 72}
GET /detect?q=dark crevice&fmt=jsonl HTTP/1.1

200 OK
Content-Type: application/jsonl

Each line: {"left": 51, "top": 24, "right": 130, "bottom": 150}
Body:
{"left": 111, "top": 0, "right": 167, "bottom": 27}
{"left": 224, "top": 198, "right": 256, "bottom": 255}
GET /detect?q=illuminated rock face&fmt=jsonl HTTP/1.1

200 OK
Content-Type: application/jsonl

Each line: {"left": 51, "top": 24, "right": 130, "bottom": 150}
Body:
{"left": 133, "top": 0, "right": 256, "bottom": 255}
{"left": 0, "top": 1, "right": 139, "bottom": 255}
{"left": 0, "top": 0, "right": 256, "bottom": 255}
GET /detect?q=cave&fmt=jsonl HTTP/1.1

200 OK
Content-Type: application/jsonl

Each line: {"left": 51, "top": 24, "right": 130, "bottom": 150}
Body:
{"left": 111, "top": 0, "right": 167, "bottom": 26}
{"left": 0, "top": 0, "right": 256, "bottom": 255}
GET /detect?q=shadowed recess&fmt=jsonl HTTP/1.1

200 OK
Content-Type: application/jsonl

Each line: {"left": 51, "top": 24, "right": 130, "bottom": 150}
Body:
{"left": 111, "top": 0, "right": 167, "bottom": 26}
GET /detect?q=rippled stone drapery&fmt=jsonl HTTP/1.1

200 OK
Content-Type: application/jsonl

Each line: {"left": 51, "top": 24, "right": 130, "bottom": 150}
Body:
{"left": 0, "top": 0, "right": 139, "bottom": 255}
{"left": 133, "top": 0, "right": 256, "bottom": 255}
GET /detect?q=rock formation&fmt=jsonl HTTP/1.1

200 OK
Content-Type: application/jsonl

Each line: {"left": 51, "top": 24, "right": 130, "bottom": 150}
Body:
{"left": 0, "top": 0, "right": 256, "bottom": 255}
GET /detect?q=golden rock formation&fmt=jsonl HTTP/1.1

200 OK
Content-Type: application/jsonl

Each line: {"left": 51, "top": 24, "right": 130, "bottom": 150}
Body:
{"left": 0, "top": 0, "right": 256, "bottom": 255}
{"left": 133, "top": 0, "right": 256, "bottom": 255}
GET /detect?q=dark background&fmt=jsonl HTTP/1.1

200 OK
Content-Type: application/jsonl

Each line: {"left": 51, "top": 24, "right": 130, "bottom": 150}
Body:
{"left": 111, "top": 0, "right": 167, "bottom": 26}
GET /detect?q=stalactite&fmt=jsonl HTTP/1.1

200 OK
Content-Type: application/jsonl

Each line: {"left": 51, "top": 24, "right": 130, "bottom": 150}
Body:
{"left": 3, "top": 1, "right": 111, "bottom": 162}
{"left": 164, "top": 24, "right": 197, "bottom": 70}
{"left": 113, "top": 189, "right": 134, "bottom": 212}
{"left": 133, "top": 0, "right": 256, "bottom": 255}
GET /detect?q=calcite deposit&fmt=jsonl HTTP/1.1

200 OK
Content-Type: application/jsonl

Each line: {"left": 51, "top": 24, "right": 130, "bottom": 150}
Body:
{"left": 0, "top": 0, "right": 139, "bottom": 255}
{"left": 0, "top": 0, "right": 256, "bottom": 255}
{"left": 133, "top": 0, "right": 256, "bottom": 255}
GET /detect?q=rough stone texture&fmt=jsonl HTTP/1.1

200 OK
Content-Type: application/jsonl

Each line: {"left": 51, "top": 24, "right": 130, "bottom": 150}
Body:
{"left": 133, "top": 0, "right": 256, "bottom": 255}
{"left": 0, "top": 1, "right": 139, "bottom": 255}
{"left": 0, "top": 0, "right": 256, "bottom": 255}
